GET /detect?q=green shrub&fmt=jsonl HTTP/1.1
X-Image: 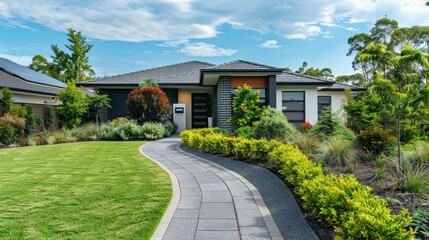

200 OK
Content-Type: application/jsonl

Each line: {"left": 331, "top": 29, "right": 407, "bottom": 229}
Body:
{"left": 310, "top": 109, "right": 355, "bottom": 141}
{"left": 410, "top": 210, "right": 429, "bottom": 238}
{"left": 0, "top": 88, "right": 13, "bottom": 113}
{"left": 230, "top": 84, "right": 264, "bottom": 128}
{"left": 100, "top": 121, "right": 140, "bottom": 140}
{"left": 162, "top": 120, "right": 176, "bottom": 137}
{"left": 109, "top": 117, "right": 130, "bottom": 127}
{"left": 72, "top": 123, "right": 100, "bottom": 141}
{"left": 44, "top": 105, "right": 55, "bottom": 131}
{"left": 25, "top": 105, "right": 35, "bottom": 136}
{"left": 140, "top": 122, "right": 165, "bottom": 140}
{"left": 317, "top": 136, "right": 358, "bottom": 168}
{"left": 234, "top": 126, "right": 252, "bottom": 138}
{"left": 357, "top": 126, "right": 396, "bottom": 156}
{"left": 403, "top": 141, "right": 429, "bottom": 164}
{"left": 291, "top": 132, "right": 319, "bottom": 156}
{"left": 231, "top": 138, "right": 256, "bottom": 160}
{"left": 254, "top": 107, "right": 296, "bottom": 141}
{"left": 254, "top": 139, "right": 282, "bottom": 160}
{"left": 0, "top": 113, "right": 26, "bottom": 145}
{"left": 401, "top": 163, "right": 429, "bottom": 194}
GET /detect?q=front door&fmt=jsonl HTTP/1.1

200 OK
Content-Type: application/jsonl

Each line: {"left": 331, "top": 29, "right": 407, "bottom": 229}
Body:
{"left": 192, "top": 93, "right": 209, "bottom": 128}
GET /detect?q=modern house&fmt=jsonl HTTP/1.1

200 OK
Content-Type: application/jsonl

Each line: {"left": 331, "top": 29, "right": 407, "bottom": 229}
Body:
{"left": 0, "top": 57, "right": 65, "bottom": 116}
{"left": 79, "top": 60, "right": 365, "bottom": 131}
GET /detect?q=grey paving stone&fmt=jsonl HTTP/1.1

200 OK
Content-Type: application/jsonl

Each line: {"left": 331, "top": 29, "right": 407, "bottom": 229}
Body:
{"left": 240, "top": 226, "right": 271, "bottom": 240}
{"left": 200, "top": 202, "right": 236, "bottom": 219}
{"left": 177, "top": 196, "right": 202, "bottom": 209}
{"left": 197, "top": 218, "right": 238, "bottom": 231}
{"left": 193, "top": 174, "right": 222, "bottom": 184}
{"left": 215, "top": 171, "right": 237, "bottom": 180}
{"left": 181, "top": 187, "right": 202, "bottom": 196}
{"left": 163, "top": 218, "right": 198, "bottom": 240}
{"left": 200, "top": 182, "right": 228, "bottom": 191}
{"left": 233, "top": 196, "right": 258, "bottom": 210}
{"left": 173, "top": 209, "right": 200, "bottom": 219}
{"left": 229, "top": 187, "right": 252, "bottom": 197}
{"left": 202, "top": 190, "right": 232, "bottom": 202}
{"left": 225, "top": 179, "right": 247, "bottom": 188}
{"left": 236, "top": 209, "right": 266, "bottom": 227}
{"left": 194, "top": 231, "right": 240, "bottom": 240}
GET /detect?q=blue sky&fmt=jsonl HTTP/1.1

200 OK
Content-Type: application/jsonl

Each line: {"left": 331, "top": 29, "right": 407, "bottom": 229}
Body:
{"left": 0, "top": 0, "right": 428, "bottom": 78}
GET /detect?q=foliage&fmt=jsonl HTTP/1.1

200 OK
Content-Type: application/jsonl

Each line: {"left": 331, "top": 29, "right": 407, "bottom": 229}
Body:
{"left": 253, "top": 107, "right": 296, "bottom": 141}
{"left": 126, "top": 87, "right": 171, "bottom": 124}
{"left": 234, "top": 126, "right": 252, "bottom": 139}
{"left": 294, "top": 61, "right": 334, "bottom": 79}
{"left": 57, "top": 82, "right": 88, "bottom": 128}
{"left": 410, "top": 210, "right": 429, "bottom": 238}
{"left": 299, "top": 121, "right": 313, "bottom": 133}
{"left": 86, "top": 93, "right": 111, "bottom": 125}
{"left": 72, "top": 123, "right": 100, "bottom": 141}
{"left": 310, "top": 109, "right": 356, "bottom": 140}
{"left": 357, "top": 126, "right": 396, "bottom": 156}
{"left": 316, "top": 136, "right": 358, "bottom": 168}
{"left": 138, "top": 79, "right": 159, "bottom": 88}
{"left": 290, "top": 132, "right": 320, "bottom": 156}
{"left": 181, "top": 128, "right": 415, "bottom": 239}
{"left": 162, "top": 120, "right": 176, "bottom": 137}
{"left": 0, "top": 88, "right": 13, "bottom": 114}
{"left": 0, "top": 113, "right": 26, "bottom": 145}
{"left": 401, "top": 162, "right": 429, "bottom": 194}
{"left": 24, "top": 105, "right": 35, "bottom": 136}
{"left": 44, "top": 106, "right": 55, "bottom": 131}
{"left": 230, "top": 84, "right": 265, "bottom": 128}
{"left": 335, "top": 73, "right": 365, "bottom": 86}
{"left": 403, "top": 141, "right": 429, "bottom": 165}
{"left": 108, "top": 117, "right": 130, "bottom": 127}
{"left": 140, "top": 122, "right": 165, "bottom": 140}
{"left": 100, "top": 121, "right": 140, "bottom": 141}
{"left": 29, "top": 28, "right": 95, "bottom": 83}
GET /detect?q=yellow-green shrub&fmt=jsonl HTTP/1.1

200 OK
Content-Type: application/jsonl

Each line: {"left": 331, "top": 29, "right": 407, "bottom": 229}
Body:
{"left": 254, "top": 139, "right": 282, "bottom": 159}
{"left": 231, "top": 138, "right": 256, "bottom": 160}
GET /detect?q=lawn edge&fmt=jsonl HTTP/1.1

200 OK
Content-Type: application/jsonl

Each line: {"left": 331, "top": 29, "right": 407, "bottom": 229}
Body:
{"left": 139, "top": 143, "right": 180, "bottom": 240}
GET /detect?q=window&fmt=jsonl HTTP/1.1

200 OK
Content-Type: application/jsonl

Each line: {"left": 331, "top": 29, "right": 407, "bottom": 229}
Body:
{"left": 318, "top": 96, "right": 331, "bottom": 119}
{"left": 282, "top": 91, "right": 305, "bottom": 128}
{"left": 231, "top": 88, "right": 266, "bottom": 106}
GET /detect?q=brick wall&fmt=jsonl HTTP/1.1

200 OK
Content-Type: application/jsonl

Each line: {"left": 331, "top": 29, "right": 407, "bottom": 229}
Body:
{"left": 216, "top": 76, "right": 232, "bottom": 132}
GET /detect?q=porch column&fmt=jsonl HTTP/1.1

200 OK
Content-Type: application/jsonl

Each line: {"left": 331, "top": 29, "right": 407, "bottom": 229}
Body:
{"left": 267, "top": 75, "right": 277, "bottom": 108}
{"left": 216, "top": 76, "right": 232, "bottom": 132}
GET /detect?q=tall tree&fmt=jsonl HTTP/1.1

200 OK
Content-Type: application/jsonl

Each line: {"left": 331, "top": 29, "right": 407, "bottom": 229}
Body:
{"left": 29, "top": 28, "right": 95, "bottom": 83}
{"left": 57, "top": 82, "right": 88, "bottom": 128}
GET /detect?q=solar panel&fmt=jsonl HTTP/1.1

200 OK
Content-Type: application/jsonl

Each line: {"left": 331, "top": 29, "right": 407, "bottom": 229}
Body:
{"left": 0, "top": 57, "right": 66, "bottom": 88}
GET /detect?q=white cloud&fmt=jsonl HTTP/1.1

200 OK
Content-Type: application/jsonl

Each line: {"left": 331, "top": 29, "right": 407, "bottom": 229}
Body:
{"left": 179, "top": 42, "right": 236, "bottom": 57}
{"left": 0, "top": 0, "right": 428, "bottom": 42}
{"left": 260, "top": 40, "right": 281, "bottom": 48}
{"left": 156, "top": 40, "right": 189, "bottom": 47}
{"left": 0, "top": 52, "right": 33, "bottom": 66}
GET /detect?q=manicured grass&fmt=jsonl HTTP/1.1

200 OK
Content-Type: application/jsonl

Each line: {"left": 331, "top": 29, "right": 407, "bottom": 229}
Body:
{"left": 0, "top": 141, "right": 171, "bottom": 239}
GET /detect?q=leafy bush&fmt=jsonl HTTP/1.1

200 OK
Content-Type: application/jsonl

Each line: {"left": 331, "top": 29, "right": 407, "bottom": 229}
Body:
{"left": 126, "top": 87, "right": 171, "bottom": 124}
{"left": 410, "top": 210, "right": 429, "bottom": 238}
{"left": 0, "top": 87, "right": 13, "bottom": 113}
{"left": 317, "top": 136, "right": 358, "bottom": 168}
{"left": 72, "top": 123, "right": 100, "bottom": 141}
{"left": 162, "top": 120, "right": 177, "bottom": 137}
{"left": 44, "top": 105, "right": 55, "bottom": 131}
{"left": 254, "top": 107, "right": 296, "bottom": 141}
{"left": 357, "top": 126, "right": 396, "bottom": 156}
{"left": 234, "top": 126, "right": 252, "bottom": 138}
{"left": 310, "top": 109, "right": 356, "bottom": 141}
{"left": 0, "top": 113, "right": 26, "bottom": 145}
{"left": 291, "top": 132, "right": 319, "bottom": 156}
{"left": 25, "top": 105, "right": 35, "bottom": 136}
{"left": 401, "top": 163, "right": 429, "bottom": 194}
{"left": 140, "top": 122, "right": 165, "bottom": 140}
{"left": 403, "top": 141, "right": 429, "bottom": 164}
{"left": 99, "top": 121, "right": 140, "bottom": 140}
{"left": 230, "top": 84, "right": 264, "bottom": 128}
{"left": 57, "top": 82, "right": 88, "bottom": 128}
{"left": 108, "top": 117, "right": 130, "bottom": 127}
{"left": 299, "top": 121, "right": 313, "bottom": 133}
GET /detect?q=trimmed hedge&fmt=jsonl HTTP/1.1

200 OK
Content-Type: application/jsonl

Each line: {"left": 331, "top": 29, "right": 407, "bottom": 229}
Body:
{"left": 180, "top": 128, "right": 415, "bottom": 239}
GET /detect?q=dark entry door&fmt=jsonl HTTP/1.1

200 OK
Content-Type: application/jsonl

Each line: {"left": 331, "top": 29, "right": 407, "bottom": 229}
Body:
{"left": 192, "top": 93, "right": 209, "bottom": 128}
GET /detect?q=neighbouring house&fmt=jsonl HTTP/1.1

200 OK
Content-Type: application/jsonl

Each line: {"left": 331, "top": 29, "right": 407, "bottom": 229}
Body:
{"left": 0, "top": 57, "right": 65, "bottom": 117}
{"left": 79, "top": 60, "right": 365, "bottom": 131}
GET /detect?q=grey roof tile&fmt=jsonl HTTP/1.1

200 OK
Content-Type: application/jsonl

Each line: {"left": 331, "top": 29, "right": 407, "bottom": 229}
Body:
{"left": 276, "top": 72, "right": 334, "bottom": 85}
{"left": 205, "top": 60, "right": 280, "bottom": 70}
{"left": 0, "top": 57, "right": 66, "bottom": 88}
{"left": 319, "top": 82, "right": 366, "bottom": 91}
{"left": 82, "top": 61, "right": 215, "bottom": 85}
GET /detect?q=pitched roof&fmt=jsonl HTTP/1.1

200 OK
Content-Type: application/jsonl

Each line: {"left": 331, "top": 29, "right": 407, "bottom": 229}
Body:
{"left": 319, "top": 82, "right": 366, "bottom": 91}
{"left": 204, "top": 60, "right": 281, "bottom": 71}
{"left": 0, "top": 57, "right": 66, "bottom": 88}
{"left": 82, "top": 61, "right": 215, "bottom": 85}
{"left": 0, "top": 57, "right": 65, "bottom": 96}
{"left": 276, "top": 72, "right": 335, "bottom": 86}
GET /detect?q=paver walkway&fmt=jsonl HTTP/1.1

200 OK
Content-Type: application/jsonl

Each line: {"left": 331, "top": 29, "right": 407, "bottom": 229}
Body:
{"left": 141, "top": 135, "right": 317, "bottom": 240}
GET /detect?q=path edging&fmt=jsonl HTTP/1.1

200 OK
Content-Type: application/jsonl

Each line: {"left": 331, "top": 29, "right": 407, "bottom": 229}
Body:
{"left": 139, "top": 144, "right": 180, "bottom": 240}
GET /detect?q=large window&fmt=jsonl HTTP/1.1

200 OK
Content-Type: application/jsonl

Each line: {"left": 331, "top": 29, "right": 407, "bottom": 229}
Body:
{"left": 318, "top": 96, "right": 331, "bottom": 119}
{"left": 282, "top": 91, "right": 305, "bottom": 128}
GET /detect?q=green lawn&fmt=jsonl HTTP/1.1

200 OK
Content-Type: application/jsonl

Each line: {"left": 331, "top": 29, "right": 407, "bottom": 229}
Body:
{"left": 0, "top": 141, "right": 171, "bottom": 239}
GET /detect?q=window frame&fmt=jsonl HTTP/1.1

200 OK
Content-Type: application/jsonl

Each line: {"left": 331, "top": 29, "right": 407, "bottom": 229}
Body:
{"left": 317, "top": 96, "right": 331, "bottom": 119}
{"left": 282, "top": 91, "right": 305, "bottom": 126}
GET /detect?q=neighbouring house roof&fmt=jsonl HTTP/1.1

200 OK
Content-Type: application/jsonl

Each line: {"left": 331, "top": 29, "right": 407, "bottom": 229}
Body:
{"left": 0, "top": 57, "right": 65, "bottom": 96}
{"left": 319, "top": 82, "right": 366, "bottom": 92}
{"left": 81, "top": 61, "right": 215, "bottom": 86}
{"left": 276, "top": 72, "right": 335, "bottom": 86}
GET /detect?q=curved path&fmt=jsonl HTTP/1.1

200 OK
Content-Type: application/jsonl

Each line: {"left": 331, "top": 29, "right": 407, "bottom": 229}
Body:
{"left": 141, "top": 135, "right": 317, "bottom": 240}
